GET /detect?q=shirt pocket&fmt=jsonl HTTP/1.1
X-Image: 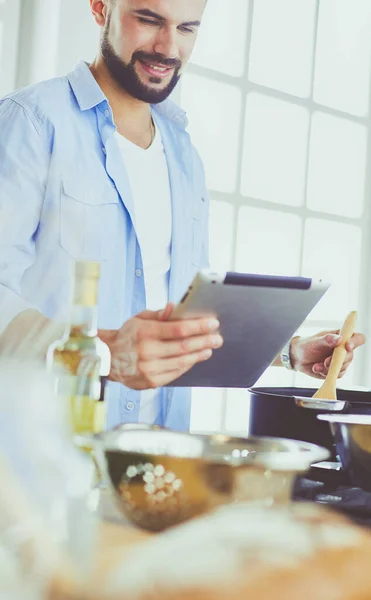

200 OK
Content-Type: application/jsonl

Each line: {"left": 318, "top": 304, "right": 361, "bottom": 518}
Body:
{"left": 191, "top": 195, "right": 208, "bottom": 267}
{"left": 60, "top": 176, "right": 119, "bottom": 261}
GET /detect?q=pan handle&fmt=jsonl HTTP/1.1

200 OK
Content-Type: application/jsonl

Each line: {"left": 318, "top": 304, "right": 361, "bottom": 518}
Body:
{"left": 294, "top": 396, "right": 347, "bottom": 411}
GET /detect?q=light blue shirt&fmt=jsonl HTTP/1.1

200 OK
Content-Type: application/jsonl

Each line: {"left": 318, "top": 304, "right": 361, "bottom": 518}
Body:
{"left": 0, "top": 61, "right": 209, "bottom": 432}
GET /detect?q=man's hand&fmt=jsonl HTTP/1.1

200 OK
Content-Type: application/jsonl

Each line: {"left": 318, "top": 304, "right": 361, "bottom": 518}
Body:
{"left": 290, "top": 330, "right": 366, "bottom": 379}
{"left": 100, "top": 304, "right": 223, "bottom": 390}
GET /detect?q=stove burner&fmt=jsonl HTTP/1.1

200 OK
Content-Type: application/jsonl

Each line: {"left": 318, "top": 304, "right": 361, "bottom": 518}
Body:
{"left": 294, "top": 467, "right": 371, "bottom": 528}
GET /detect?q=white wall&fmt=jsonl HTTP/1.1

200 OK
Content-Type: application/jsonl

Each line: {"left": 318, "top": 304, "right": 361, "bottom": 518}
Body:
{"left": 28, "top": 0, "right": 61, "bottom": 84}
{"left": 15, "top": 0, "right": 99, "bottom": 88}
{"left": 55, "top": 0, "right": 98, "bottom": 77}
{"left": 0, "top": 0, "right": 21, "bottom": 95}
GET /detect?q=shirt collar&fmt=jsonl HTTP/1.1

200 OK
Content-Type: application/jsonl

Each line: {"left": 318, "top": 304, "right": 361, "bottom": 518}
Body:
{"left": 67, "top": 60, "right": 188, "bottom": 129}
{"left": 67, "top": 61, "right": 106, "bottom": 111}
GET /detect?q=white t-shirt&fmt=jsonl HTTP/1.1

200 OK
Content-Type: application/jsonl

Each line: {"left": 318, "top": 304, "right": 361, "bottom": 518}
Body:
{"left": 115, "top": 124, "right": 172, "bottom": 424}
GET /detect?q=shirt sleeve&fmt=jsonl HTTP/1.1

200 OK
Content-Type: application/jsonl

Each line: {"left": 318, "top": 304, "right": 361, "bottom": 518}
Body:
{"left": 0, "top": 98, "right": 50, "bottom": 335}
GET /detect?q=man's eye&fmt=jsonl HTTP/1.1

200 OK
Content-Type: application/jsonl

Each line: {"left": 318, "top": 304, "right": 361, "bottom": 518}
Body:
{"left": 179, "top": 26, "right": 195, "bottom": 34}
{"left": 138, "top": 17, "right": 159, "bottom": 26}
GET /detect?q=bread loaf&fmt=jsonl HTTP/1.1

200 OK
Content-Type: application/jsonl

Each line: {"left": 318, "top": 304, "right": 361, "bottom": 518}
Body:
{"left": 105, "top": 503, "right": 371, "bottom": 600}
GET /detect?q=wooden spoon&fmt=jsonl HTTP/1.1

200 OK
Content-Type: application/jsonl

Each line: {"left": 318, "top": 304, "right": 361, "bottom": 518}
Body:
{"left": 312, "top": 311, "right": 357, "bottom": 401}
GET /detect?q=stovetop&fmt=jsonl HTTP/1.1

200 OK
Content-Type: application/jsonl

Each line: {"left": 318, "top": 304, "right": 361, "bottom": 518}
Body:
{"left": 294, "top": 463, "right": 371, "bottom": 528}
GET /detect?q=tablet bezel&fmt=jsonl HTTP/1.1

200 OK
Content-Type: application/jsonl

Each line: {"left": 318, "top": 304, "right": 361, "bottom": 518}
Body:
{"left": 168, "top": 270, "right": 330, "bottom": 388}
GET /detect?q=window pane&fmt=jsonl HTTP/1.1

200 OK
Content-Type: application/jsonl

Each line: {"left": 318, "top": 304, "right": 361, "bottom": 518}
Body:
{"left": 181, "top": 75, "right": 242, "bottom": 193}
{"left": 209, "top": 200, "right": 235, "bottom": 271}
{"left": 241, "top": 93, "right": 310, "bottom": 206}
{"left": 190, "top": 388, "right": 224, "bottom": 433}
{"left": 0, "top": 20, "right": 3, "bottom": 68}
{"left": 249, "top": 0, "right": 317, "bottom": 97}
{"left": 314, "top": 0, "right": 371, "bottom": 117}
{"left": 236, "top": 207, "right": 303, "bottom": 276}
{"left": 225, "top": 389, "right": 251, "bottom": 434}
{"left": 294, "top": 364, "right": 356, "bottom": 390}
{"left": 191, "top": 0, "right": 250, "bottom": 77}
{"left": 302, "top": 219, "right": 362, "bottom": 321}
{"left": 307, "top": 112, "right": 367, "bottom": 219}
{"left": 255, "top": 366, "right": 295, "bottom": 389}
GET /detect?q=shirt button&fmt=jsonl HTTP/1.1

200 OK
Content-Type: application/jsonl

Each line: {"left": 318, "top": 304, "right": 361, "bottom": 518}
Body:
{"left": 126, "top": 401, "right": 135, "bottom": 411}
{"left": 102, "top": 147, "right": 106, "bottom": 155}
{"left": 135, "top": 269, "right": 142, "bottom": 277}
{"left": 105, "top": 109, "right": 110, "bottom": 118}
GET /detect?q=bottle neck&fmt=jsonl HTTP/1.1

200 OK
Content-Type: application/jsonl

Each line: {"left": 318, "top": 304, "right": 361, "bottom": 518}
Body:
{"left": 67, "top": 264, "right": 100, "bottom": 337}
{"left": 69, "top": 304, "right": 98, "bottom": 337}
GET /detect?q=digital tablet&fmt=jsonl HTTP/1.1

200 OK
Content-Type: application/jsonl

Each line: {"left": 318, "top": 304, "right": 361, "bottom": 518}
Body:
{"left": 168, "top": 270, "right": 330, "bottom": 388}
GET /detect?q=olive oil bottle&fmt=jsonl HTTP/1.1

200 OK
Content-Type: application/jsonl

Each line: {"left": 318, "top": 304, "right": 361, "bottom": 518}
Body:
{"left": 47, "top": 261, "right": 110, "bottom": 437}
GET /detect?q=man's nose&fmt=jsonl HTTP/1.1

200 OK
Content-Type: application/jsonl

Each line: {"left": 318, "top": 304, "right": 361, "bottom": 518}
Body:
{"left": 153, "top": 27, "right": 179, "bottom": 61}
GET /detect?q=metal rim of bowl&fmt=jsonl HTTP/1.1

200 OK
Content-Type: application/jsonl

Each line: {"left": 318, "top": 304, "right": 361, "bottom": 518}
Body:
{"left": 92, "top": 429, "right": 330, "bottom": 473}
{"left": 202, "top": 434, "right": 330, "bottom": 471}
{"left": 318, "top": 414, "right": 371, "bottom": 425}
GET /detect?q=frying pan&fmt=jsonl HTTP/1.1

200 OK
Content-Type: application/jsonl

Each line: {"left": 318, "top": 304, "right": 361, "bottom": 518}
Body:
{"left": 248, "top": 386, "right": 371, "bottom": 457}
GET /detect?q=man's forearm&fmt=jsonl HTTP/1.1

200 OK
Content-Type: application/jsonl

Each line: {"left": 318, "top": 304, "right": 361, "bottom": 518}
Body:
{"left": 0, "top": 310, "right": 117, "bottom": 369}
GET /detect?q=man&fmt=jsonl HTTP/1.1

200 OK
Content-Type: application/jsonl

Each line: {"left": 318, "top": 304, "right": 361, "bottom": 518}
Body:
{"left": 0, "top": 0, "right": 365, "bottom": 431}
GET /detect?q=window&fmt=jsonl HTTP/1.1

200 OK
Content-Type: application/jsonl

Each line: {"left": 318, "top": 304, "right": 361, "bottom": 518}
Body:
{"left": 182, "top": 0, "right": 371, "bottom": 434}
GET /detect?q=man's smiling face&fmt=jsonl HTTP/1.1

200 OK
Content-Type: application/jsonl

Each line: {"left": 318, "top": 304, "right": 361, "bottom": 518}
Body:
{"left": 100, "top": 0, "right": 206, "bottom": 103}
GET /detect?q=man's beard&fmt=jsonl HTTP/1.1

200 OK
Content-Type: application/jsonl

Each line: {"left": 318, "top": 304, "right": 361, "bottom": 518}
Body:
{"left": 101, "top": 20, "right": 182, "bottom": 104}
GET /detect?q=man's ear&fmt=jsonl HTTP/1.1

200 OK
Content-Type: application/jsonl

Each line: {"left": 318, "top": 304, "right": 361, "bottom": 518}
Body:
{"left": 90, "top": 0, "right": 108, "bottom": 27}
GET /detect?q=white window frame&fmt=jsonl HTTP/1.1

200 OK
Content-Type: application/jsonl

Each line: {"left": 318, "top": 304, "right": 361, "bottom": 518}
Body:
{"left": 182, "top": 0, "right": 371, "bottom": 433}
